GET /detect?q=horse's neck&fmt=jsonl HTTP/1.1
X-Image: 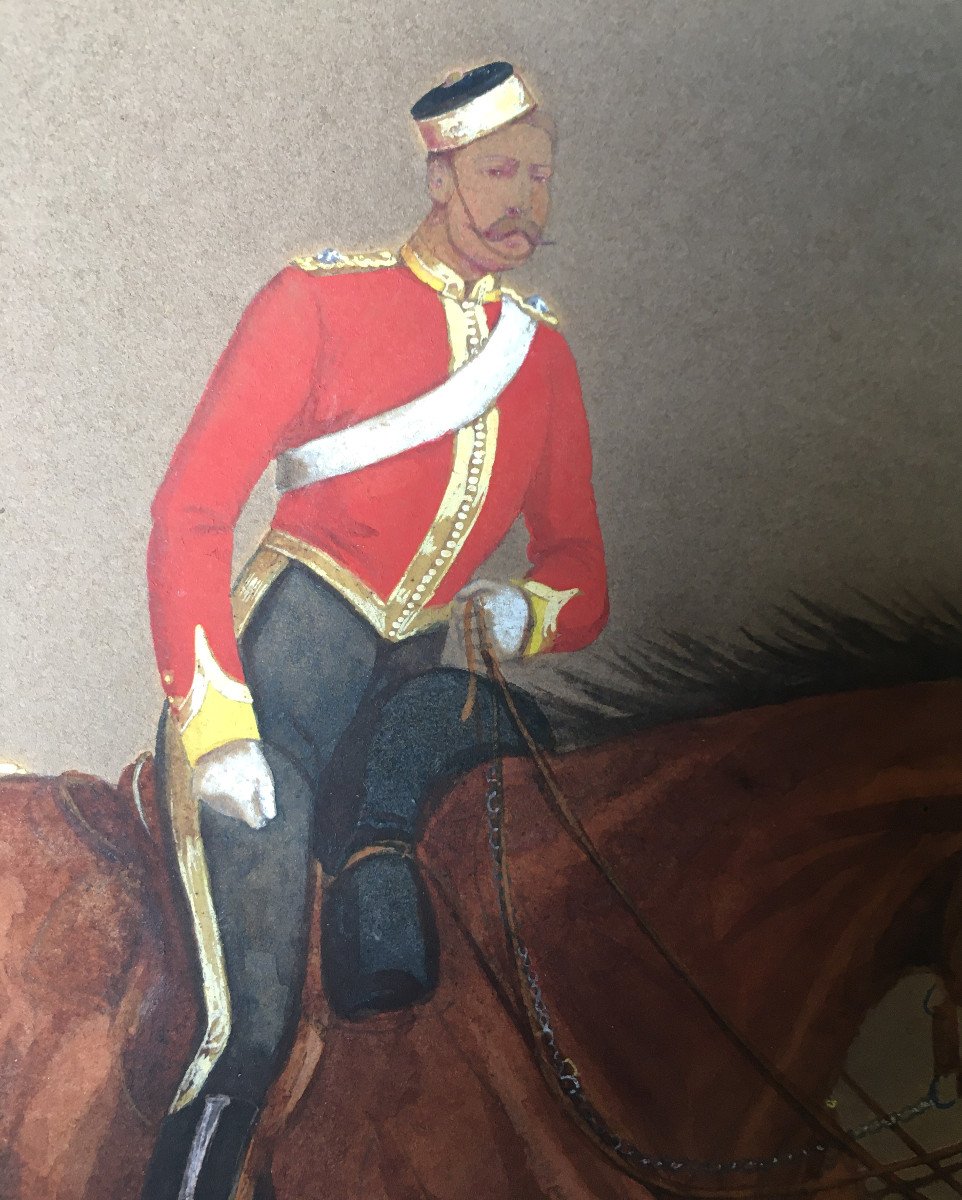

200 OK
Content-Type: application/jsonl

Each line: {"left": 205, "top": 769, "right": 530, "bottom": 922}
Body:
{"left": 545, "top": 678, "right": 962, "bottom": 1130}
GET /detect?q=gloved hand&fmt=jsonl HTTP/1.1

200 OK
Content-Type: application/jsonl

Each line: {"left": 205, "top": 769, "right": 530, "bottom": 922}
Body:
{"left": 446, "top": 579, "right": 531, "bottom": 667}
{"left": 192, "top": 738, "right": 276, "bottom": 830}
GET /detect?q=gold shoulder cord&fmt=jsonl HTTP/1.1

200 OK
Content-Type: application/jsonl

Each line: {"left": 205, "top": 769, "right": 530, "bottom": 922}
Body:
{"left": 499, "top": 284, "right": 561, "bottom": 328}
{"left": 290, "top": 246, "right": 398, "bottom": 274}
{"left": 165, "top": 546, "right": 290, "bottom": 1112}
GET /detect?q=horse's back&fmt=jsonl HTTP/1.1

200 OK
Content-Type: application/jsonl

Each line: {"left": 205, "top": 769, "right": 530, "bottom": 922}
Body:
{"left": 0, "top": 763, "right": 196, "bottom": 1200}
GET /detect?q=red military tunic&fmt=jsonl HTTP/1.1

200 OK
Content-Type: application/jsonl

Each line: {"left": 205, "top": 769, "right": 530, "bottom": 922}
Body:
{"left": 147, "top": 242, "right": 609, "bottom": 718}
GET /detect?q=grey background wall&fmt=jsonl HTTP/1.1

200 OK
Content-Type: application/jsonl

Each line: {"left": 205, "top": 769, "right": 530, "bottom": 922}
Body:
{"left": 3, "top": 0, "right": 960, "bottom": 778}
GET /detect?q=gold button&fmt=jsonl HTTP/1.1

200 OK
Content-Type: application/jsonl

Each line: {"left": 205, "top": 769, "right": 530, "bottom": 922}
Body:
{"left": 162, "top": 671, "right": 174, "bottom": 685}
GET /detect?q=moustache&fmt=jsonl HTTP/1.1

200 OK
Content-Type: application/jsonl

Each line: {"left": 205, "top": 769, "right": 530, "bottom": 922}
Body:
{"left": 483, "top": 216, "right": 552, "bottom": 246}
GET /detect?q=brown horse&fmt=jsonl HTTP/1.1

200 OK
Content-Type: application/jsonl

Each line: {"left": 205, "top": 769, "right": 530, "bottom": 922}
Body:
{"left": 2, "top": 604, "right": 962, "bottom": 1200}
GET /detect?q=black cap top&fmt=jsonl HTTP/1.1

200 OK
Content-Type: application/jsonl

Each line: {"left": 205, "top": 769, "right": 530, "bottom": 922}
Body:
{"left": 411, "top": 61, "right": 514, "bottom": 121}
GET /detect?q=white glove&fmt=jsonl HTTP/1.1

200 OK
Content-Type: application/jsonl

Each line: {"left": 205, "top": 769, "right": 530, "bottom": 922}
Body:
{"left": 192, "top": 739, "right": 276, "bottom": 830}
{"left": 451, "top": 579, "right": 531, "bottom": 661}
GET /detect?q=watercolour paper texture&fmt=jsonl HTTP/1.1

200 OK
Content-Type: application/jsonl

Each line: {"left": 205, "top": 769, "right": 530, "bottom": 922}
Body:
{"left": 2, "top": 2, "right": 961, "bottom": 1198}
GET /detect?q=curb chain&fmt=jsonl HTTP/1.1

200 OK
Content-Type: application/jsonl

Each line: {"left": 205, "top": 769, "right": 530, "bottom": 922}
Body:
{"left": 482, "top": 762, "right": 946, "bottom": 1179}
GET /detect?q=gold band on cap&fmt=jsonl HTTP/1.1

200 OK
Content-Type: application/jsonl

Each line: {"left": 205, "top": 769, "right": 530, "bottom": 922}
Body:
{"left": 416, "top": 73, "right": 536, "bottom": 152}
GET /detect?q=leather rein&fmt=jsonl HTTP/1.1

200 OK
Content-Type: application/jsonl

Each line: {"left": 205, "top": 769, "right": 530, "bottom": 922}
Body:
{"left": 463, "top": 603, "right": 961, "bottom": 1200}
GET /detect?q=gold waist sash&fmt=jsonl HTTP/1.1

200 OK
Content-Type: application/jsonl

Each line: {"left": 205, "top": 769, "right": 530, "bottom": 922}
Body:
{"left": 258, "top": 529, "right": 451, "bottom": 640}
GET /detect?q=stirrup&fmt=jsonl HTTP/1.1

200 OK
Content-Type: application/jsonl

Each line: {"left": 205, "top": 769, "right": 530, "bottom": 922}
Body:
{"left": 340, "top": 838, "right": 415, "bottom": 872}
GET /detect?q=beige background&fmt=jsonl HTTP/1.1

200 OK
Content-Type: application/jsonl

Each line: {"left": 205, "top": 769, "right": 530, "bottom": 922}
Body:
{"left": 3, "top": 0, "right": 962, "bottom": 1172}
{"left": 3, "top": 0, "right": 960, "bottom": 780}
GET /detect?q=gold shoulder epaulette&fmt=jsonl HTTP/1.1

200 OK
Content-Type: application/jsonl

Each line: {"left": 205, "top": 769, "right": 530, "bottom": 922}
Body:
{"left": 291, "top": 247, "right": 398, "bottom": 274}
{"left": 501, "top": 285, "right": 560, "bottom": 327}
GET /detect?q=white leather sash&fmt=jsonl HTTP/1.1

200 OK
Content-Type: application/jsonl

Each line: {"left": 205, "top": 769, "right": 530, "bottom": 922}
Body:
{"left": 274, "top": 296, "right": 537, "bottom": 493}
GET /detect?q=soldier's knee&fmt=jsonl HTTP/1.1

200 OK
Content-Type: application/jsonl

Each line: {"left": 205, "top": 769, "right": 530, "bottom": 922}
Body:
{"left": 379, "top": 668, "right": 475, "bottom": 731}
{"left": 378, "top": 668, "right": 553, "bottom": 753}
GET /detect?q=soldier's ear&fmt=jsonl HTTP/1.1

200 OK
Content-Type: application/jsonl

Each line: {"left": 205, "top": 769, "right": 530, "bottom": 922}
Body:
{"left": 426, "top": 152, "right": 455, "bottom": 205}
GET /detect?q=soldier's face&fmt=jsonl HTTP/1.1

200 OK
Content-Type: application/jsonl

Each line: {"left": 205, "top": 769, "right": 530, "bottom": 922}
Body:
{"left": 432, "top": 122, "right": 554, "bottom": 273}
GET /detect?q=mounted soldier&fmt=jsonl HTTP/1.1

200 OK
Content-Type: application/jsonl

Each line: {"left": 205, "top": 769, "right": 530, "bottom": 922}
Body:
{"left": 142, "top": 61, "right": 608, "bottom": 1200}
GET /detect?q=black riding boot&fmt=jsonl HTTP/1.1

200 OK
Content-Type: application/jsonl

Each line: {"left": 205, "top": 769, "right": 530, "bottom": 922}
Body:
{"left": 140, "top": 1093, "right": 258, "bottom": 1200}
{"left": 319, "top": 670, "right": 550, "bottom": 1021}
{"left": 321, "top": 840, "right": 439, "bottom": 1019}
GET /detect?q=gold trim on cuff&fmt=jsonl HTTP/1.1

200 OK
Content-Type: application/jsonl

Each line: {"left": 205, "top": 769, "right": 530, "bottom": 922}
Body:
{"left": 519, "top": 579, "right": 580, "bottom": 655}
{"left": 174, "top": 626, "right": 261, "bottom": 766}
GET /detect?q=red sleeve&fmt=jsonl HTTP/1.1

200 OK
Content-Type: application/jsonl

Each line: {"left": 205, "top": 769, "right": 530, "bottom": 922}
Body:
{"left": 521, "top": 331, "right": 609, "bottom": 652}
{"left": 147, "top": 266, "right": 321, "bottom": 697}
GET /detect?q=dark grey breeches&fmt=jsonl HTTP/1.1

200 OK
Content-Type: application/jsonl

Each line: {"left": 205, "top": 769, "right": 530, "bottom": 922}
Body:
{"left": 176, "top": 562, "right": 548, "bottom": 1106}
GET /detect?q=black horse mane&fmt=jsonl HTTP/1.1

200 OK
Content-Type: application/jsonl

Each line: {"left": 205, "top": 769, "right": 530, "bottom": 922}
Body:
{"left": 549, "top": 594, "right": 962, "bottom": 745}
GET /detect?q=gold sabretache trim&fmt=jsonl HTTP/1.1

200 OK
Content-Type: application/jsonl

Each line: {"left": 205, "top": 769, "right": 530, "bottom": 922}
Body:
{"left": 415, "top": 73, "right": 536, "bottom": 152}
{"left": 167, "top": 553, "right": 290, "bottom": 1111}
{"left": 164, "top": 711, "right": 232, "bottom": 1112}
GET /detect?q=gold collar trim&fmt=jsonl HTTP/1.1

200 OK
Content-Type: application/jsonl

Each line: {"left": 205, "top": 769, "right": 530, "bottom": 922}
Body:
{"left": 400, "top": 242, "right": 499, "bottom": 304}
